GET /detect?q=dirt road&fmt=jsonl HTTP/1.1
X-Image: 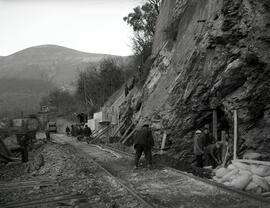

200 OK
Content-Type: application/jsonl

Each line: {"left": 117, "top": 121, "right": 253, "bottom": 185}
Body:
{"left": 52, "top": 134, "right": 270, "bottom": 208}
{"left": 1, "top": 133, "right": 269, "bottom": 207}
{"left": 0, "top": 134, "right": 144, "bottom": 208}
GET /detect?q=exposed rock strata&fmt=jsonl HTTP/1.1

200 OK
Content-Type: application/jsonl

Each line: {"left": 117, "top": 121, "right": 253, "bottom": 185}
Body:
{"left": 120, "top": 0, "right": 270, "bottom": 162}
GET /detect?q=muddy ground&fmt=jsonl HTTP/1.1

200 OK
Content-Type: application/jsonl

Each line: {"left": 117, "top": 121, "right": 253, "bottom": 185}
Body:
{"left": 0, "top": 139, "right": 142, "bottom": 207}
{"left": 104, "top": 142, "right": 212, "bottom": 178}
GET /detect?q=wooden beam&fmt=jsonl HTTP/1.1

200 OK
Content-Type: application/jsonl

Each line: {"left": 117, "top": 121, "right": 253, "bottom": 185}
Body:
{"left": 233, "top": 110, "right": 238, "bottom": 160}
{"left": 212, "top": 109, "right": 218, "bottom": 141}
{"left": 119, "top": 123, "right": 134, "bottom": 142}
{"left": 122, "top": 128, "right": 137, "bottom": 144}
{"left": 160, "top": 131, "right": 167, "bottom": 154}
{"left": 89, "top": 125, "right": 115, "bottom": 144}
{"left": 112, "top": 122, "right": 124, "bottom": 137}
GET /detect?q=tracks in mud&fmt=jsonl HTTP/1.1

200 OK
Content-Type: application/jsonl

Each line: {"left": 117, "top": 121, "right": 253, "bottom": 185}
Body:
{"left": 52, "top": 134, "right": 270, "bottom": 208}
{"left": 2, "top": 193, "right": 88, "bottom": 208}
{"left": 2, "top": 134, "right": 269, "bottom": 208}
{"left": 99, "top": 144, "right": 270, "bottom": 205}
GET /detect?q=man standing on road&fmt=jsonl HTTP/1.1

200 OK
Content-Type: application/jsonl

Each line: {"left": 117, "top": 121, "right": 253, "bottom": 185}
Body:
{"left": 66, "top": 126, "right": 71, "bottom": 136}
{"left": 193, "top": 130, "right": 204, "bottom": 168}
{"left": 83, "top": 124, "right": 92, "bottom": 137}
{"left": 133, "top": 123, "right": 154, "bottom": 169}
{"left": 45, "top": 124, "right": 50, "bottom": 141}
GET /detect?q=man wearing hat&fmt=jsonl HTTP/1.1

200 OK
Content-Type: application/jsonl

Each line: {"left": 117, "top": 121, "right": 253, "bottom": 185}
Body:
{"left": 193, "top": 130, "right": 204, "bottom": 167}
{"left": 204, "top": 141, "right": 223, "bottom": 168}
{"left": 133, "top": 123, "right": 154, "bottom": 169}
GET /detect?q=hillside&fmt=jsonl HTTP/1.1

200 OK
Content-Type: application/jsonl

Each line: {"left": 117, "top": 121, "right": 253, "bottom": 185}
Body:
{"left": 0, "top": 45, "right": 124, "bottom": 117}
{"left": 0, "top": 45, "right": 117, "bottom": 89}
{"left": 118, "top": 0, "right": 270, "bottom": 161}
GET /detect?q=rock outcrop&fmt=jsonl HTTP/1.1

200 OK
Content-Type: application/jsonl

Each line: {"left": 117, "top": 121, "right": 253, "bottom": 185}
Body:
{"left": 120, "top": 0, "right": 270, "bottom": 162}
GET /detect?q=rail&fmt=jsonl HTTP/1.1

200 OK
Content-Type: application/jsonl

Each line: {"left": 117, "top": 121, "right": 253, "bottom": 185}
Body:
{"left": 1, "top": 193, "right": 87, "bottom": 208}
{"left": 77, "top": 144, "right": 156, "bottom": 208}
{"left": 95, "top": 144, "right": 270, "bottom": 204}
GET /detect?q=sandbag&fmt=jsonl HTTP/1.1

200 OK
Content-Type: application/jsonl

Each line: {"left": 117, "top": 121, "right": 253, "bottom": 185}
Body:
{"left": 230, "top": 172, "right": 252, "bottom": 190}
{"left": 221, "top": 169, "right": 239, "bottom": 182}
{"left": 216, "top": 167, "right": 231, "bottom": 178}
{"left": 250, "top": 164, "right": 270, "bottom": 177}
{"left": 245, "top": 181, "right": 258, "bottom": 191}
{"left": 252, "top": 175, "right": 270, "bottom": 191}
{"left": 256, "top": 187, "right": 263, "bottom": 194}
{"left": 213, "top": 176, "right": 222, "bottom": 183}
{"left": 223, "top": 181, "right": 232, "bottom": 186}
{"left": 243, "top": 152, "right": 261, "bottom": 160}
{"left": 264, "top": 176, "right": 270, "bottom": 184}
{"left": 227, "top": 164, "right": 236, "bottom": 170}
{"left": 239, "top": 170, "right": 252, "bottom": 175}
{"left": 232, "top": 161, "right": 250, "bottom": 171}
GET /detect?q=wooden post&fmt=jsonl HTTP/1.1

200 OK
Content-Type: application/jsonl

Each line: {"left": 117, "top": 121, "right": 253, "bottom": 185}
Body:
{"left": 212, "top": 109, "right": 218, "bottom": 142}
{"left": 221, "top": 130, "right": 228, "bottom": 165}
{"left": 160, "top": 131, "right": 167, "bottom": 155}
{"left": 233, "top": 110, "right": 238, "bottom": 160}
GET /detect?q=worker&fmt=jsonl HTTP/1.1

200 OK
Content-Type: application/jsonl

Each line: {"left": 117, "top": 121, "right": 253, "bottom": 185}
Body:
{"left": 78, "top": 125, "right": 83, "bottom": 136}
{"left": 71, "top": 125, "right": 75, "bottom": 136}
{"left": 45, "top": 125, "right": 50, "bottom": 141}
{"left": 45, "top": 129, "right": 50, "bottom": 140}
{"left": 204, "top": 142, "right": 223, "bottom": 168}
{"left": 20, "top": 135, "right": 29, "bottom": 162}
{"left": 66, "top": 126, "right": 71, "bottom": 136}
{"left": 202, "top": 127, "right": 215, "bottom": 147}
{"left": 133, "top": 123, "right": 154, "bottom": 169}
{"left": 83, "top": 124, "right": 92, "bottom": 137}
{"left": 193, "top": 130, "right": 204, "bottom": 168}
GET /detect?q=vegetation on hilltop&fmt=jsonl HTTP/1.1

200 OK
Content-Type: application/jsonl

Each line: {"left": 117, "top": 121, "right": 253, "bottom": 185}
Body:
{"left": 124, "top": 0, "right": 161, "bottom": 85}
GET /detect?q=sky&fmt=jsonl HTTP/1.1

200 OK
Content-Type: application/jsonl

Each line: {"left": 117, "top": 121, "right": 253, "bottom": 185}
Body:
{"left": 0, "top": 0, "right": 143, "bottom": 56}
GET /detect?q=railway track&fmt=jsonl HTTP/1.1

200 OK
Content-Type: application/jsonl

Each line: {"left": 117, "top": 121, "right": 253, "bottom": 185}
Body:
{"left": 1, "top": 193, "right": 88, "bottom": 208}
{"left": 98, "top": 144, "right": 270, "bottom": 205}
{"left": 0, "top": 178, "right": 75, "bottom": 191}
{"left": 52, "top": 134, "right": 270, "bottom": 208}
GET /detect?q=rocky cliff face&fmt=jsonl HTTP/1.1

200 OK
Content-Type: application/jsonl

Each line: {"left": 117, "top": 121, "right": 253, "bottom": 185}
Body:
{"left": 120, "top": 0, "right": 270, "bottom": 162}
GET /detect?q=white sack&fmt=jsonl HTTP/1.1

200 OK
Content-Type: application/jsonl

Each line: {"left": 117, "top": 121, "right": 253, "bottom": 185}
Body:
{"left": 232, "top": 161, "right": 250, "bottom": 171}
{"left": 222, "top": 169, "right": 240, "bottom": 182}
{"left": 227, "top": 164, "right": 236, "bottom": 170}
{"left": 216, "top": 167, "right": 231, "bottom": 178}
{"left": 230, "top": 172, "right": 252, "bottom": 190}
{"left": 245, "top": 181, "right": 258, "bottom": 191}
{"left": 250, "top": 164, "right": 270, "bottom": 177}
{"left": 264, "top": 176, "right": 270, "bottom": 184}
{"left": 252, "top": 174, "right": 270, "bottom": 191}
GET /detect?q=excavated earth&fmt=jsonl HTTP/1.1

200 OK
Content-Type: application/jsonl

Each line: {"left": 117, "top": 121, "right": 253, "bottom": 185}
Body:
{"left": 1, "top": 134, "right": 269, "bottom": 207}
{"left": 105, "top": 142, "right": 212, "bottom": 178}
{"left": 51, "top": 134, "right": 269, "bottom": 208}
{"left": 0, "top": 135, "right": 144, "bottom": 208}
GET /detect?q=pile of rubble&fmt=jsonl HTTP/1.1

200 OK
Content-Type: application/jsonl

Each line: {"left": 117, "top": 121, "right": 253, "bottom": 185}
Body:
{"left": 214, "top": 160, "right": 270, "bottom": 197}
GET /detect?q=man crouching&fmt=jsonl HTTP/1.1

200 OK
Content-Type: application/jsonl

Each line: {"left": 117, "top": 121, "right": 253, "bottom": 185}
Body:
{"left": 133, "top": 123, "right": 154, "bottom": 169}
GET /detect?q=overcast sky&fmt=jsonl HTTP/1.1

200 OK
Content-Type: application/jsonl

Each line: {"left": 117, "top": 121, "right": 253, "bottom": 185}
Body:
{"left": 0, "top": 0, "right": 143, "bottom": 56}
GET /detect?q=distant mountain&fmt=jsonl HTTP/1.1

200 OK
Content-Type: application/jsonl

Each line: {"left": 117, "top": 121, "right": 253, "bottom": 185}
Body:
{"left": 0, "top": 78, "right": 52, "bottom": 118}
{"left": 0, "top": 45, "right": 118, "bottom": 89}
{"left": 0, "top": 45, "right": 124, "bottom": 117}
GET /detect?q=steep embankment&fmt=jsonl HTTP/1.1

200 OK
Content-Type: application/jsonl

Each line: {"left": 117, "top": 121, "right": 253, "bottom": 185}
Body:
{"left": 121, "top": 0, "right": 270, "bottom": 161}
